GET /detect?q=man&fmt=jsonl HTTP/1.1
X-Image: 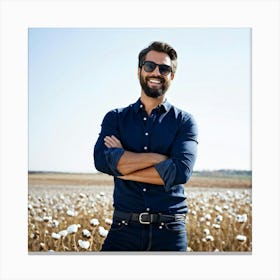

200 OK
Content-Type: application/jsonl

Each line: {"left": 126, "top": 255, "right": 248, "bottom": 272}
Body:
{"left": 94, "top": 41, "right": 198, "bottom": 251}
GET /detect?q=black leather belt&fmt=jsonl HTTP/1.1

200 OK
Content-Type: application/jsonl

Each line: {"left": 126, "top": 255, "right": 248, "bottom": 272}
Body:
{"left": 114, "top": 210, "right": 186, "bottom": 225}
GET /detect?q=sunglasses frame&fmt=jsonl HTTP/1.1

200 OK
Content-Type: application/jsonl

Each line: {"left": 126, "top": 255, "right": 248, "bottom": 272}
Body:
{"left": 142, "top": 61, "right": 172, "bottom": 76}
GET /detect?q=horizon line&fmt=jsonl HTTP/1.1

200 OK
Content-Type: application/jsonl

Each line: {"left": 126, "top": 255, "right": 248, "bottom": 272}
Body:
{"left": 28, "top": 169, "right": 252, "bottom": 174}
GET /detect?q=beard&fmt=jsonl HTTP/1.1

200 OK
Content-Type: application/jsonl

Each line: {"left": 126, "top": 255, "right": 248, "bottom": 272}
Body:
{"left": 139, "top": 74, "right": 170, "bottom": 98}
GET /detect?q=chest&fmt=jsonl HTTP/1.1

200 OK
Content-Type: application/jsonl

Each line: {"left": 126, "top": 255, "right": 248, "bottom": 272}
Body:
{"left": 118, "top": 112, "right": 179, "bottom": 154}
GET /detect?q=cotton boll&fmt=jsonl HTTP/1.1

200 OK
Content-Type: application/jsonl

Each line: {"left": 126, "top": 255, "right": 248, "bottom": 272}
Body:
{"left": 59, "top": 230, "right": 68, "bottom": 238}
{"left": 67, "top": 224, "right": 80, "bottom": 234}
{"left": 51, "top": 232, "right": 61, "bottom": 240}
{"left": 82, "top": 229, "right": 91, "bottom": 238}
{"left": 236, "top": 235, "right": 247, "bottom": 242}
{"left": 90, "top": 218, "right": 100, "bottom": 226}
{"left": 105, "top": 218, "right": 112, "bottom": 225}
{"left": 78, "top": 240, "right": 90, "bottom": 249}
{"left": 98, "top": 226, "right": 108, "bottom": 237}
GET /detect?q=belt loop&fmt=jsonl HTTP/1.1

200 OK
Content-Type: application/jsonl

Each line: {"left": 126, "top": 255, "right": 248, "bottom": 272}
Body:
{"left": 128, "top": 212, "right": 133, "bottom": 223}
{"left": 157, "top": 213, "right": 162, "bottom": 224}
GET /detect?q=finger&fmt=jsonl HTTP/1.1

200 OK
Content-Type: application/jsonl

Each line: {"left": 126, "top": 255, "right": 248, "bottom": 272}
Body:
{"left": 104, "top": 139, "right": 114, "bottom": 148}
{"left": 104, "top": 138, "right": 120, "bottom": 149}
{"left": 104, "top": 142, "right": 111, "bottom": 148}
{"left": 111, "top": 135, "right": 120, "bottom": 143}
{"left": 104, "top": 135, "right": 123, "bottom": 148}
{"left": 111, "top": 135, "right": 123, "bottom": 147}
{"left": 106, "top": 136, "right": 119, "bottom": 146}
{"left": 107, "top": 136, "right": 120, "bottom": 146}
{"left": 104, "top": 136, "right": 115, "bottom": 145}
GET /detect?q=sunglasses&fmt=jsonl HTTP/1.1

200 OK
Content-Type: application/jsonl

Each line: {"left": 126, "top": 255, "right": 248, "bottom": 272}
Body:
{"left": 142, "top": 61, "right": 172, "bottom": 76}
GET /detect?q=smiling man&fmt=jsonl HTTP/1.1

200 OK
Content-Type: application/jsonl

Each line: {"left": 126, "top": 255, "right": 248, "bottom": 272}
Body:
{"left": 94, "top": 41, "right": 198, "bottom": 251}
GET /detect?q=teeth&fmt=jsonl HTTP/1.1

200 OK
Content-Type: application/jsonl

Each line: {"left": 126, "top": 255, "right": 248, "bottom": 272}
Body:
{"left": 149, "top": 79, "right": 161, "bottom": 84}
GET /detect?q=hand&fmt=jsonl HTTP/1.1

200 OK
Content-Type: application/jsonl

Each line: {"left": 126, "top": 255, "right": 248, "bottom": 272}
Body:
{"left": 104, "top": 135, "right": 123, "bottom": 148}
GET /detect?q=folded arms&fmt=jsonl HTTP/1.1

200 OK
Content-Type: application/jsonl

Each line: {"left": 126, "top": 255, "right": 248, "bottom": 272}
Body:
{"left": 93, "top": 110, "right": 198, "bottom": 192}
{"left": 104, "top": 135, "right": 167, "bottom": 185}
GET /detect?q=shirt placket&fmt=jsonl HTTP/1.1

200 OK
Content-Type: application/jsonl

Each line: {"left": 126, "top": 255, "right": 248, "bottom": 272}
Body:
{"left": 140, "top": 107, "right": 160, "bottom": 213}
{"left": 141, "top": 107, "right": 159, "bottom": 152}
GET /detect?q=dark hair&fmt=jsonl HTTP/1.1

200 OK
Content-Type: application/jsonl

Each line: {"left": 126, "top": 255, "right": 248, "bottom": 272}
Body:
{"left": 138, "top": 41, "right": 178, "bottom": 73}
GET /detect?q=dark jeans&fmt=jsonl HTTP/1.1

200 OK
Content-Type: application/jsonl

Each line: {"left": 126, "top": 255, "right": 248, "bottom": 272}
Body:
{"left": 101, "top": 213, "right": 187, "bottom": 251}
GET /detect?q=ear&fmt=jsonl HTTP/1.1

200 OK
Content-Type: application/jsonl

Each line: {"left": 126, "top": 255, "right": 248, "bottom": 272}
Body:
{"left": 170, "top": 73, "right": 175, "bottom": 80}
{"left": 137, "top": 68, "right": 141, "bottom": 79}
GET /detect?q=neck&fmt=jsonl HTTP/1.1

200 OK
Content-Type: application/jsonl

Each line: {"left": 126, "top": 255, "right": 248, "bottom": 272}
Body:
{"left": 140, "top": 91, "right": 165, "bottom": 116}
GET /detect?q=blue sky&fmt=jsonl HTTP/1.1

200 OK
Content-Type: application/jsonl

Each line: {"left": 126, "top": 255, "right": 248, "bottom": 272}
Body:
{"left": 28, "top": 28, "right": 251, "bottom": 173}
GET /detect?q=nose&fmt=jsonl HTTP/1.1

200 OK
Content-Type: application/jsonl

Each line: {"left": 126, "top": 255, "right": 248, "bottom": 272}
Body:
{"left": 151, "top": 65, "right": 161, "bottom": 75}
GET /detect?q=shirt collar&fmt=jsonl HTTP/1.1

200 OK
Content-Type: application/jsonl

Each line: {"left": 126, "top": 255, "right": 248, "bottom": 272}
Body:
{"left": 133, "top": 98, "right": 171, "bottom": 114}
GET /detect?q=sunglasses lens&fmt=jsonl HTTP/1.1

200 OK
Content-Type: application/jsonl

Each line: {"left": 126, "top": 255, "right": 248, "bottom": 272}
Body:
{"left": 143, "top": 61, "right": 156, "bottom": 72}
{"left": 143, "top": 61, "right": 171, "bottom": 75}
{"left": 159, "top": 65, "right": 171, "bottom": 75}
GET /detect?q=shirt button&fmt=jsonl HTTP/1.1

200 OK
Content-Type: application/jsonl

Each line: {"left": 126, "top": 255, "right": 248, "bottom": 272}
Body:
{"left": 143, "top": 188, "right": 146, "bottom": 192}
{"left": 145, "top": 132, "right": 149, "bottom": 136}
{"left": 144, "top": 146, "right": 148, "bottom": 150}
{"left": 146, "top": 208, "right": 150, "bottom": 212}
{"left": 143, "top": 117, "right": 147, "bottom": 121}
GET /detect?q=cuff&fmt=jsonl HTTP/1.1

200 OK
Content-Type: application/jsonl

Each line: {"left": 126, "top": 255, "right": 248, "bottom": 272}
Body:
{"left": 104, "top": 147, "right": 125, "bottom": 176}
{"left": 154, "top": 158, "right": 176, "bottom": 192}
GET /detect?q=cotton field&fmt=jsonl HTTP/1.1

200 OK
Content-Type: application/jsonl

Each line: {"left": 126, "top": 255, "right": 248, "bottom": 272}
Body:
{"left": 28, "top": 187, "right": 251, "bottom": 252}
{"left": 186, "top": 189, "right": 251, "bottom": 252}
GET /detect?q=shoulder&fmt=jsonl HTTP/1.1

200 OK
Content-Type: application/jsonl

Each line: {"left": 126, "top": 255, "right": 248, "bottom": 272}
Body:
{"left": 168, "top": 104, "right": 198, "bottom": 136}
{"left": 169, "top": 103, "right": 196, "bottom": 124}
{"left": 102, "top": 101, "right": 135, "bottom": 121}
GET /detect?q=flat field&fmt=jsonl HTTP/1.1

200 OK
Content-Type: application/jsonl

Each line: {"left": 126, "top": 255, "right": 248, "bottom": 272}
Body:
{"left": 28, "top": 171, "right": 251, "bottom": 188}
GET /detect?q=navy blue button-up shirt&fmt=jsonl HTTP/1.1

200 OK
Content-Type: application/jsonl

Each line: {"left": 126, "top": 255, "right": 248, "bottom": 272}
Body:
{"left": 94, "top": 98, "right": 198, "bottom": 214}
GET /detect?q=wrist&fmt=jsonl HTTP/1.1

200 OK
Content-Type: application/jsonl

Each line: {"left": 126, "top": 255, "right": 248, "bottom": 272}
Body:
{"left": 151, "top": 153, "right": 168, "bottom": 164}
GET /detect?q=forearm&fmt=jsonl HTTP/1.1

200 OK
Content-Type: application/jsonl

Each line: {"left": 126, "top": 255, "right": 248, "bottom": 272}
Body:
{"left": 118, "top": 166, "right": 164, "bottom": 186}
{"left": 103, "top": 135, "right": 167, "bottom": 175}
{"left": 117, "top": 151, "right": 167, "bottom": 175}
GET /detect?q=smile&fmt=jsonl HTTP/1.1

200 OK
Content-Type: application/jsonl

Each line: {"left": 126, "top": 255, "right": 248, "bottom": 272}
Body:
{"left": 147, "top": 78, "right": 163, "bottom": 87}
{"left": 149, "top": 79, "right": 161, "bottom": 84}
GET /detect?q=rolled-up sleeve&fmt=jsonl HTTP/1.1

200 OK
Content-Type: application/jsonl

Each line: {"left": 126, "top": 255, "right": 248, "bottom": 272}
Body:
{"left": 104, "top": 147, "right": 125, "bottom": 176}
{"left": 154, "top": 114, "right": 198, "bottom": 192}
{"left": 93, "top": 110, "right": 125, "bottom": 176}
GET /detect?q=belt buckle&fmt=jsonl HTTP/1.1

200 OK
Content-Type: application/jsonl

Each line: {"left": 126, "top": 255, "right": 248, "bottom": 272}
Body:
{"left": 139, "top": 212, "right": 150, "bottom": 224}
